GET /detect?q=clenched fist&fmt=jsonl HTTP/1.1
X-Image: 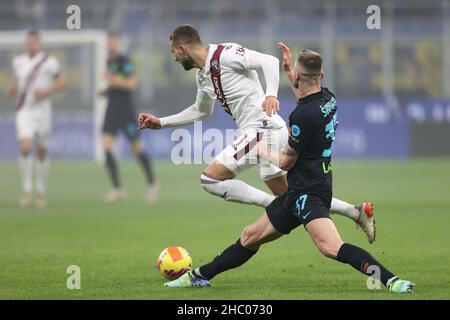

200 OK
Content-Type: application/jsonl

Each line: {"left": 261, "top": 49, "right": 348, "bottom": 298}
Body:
{"left": 138, "top": 113, "right": 162, "bottom": 130}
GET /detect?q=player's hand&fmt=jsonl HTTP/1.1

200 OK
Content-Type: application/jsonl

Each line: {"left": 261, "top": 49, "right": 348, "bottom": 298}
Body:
{"left": 5, "top": 84, "right": 17, "bottom": 97}
{"left": 262, "top": 96, "right": 280, "bottom": 117}
{"left": 278, "top": 42, "right": 293, "bottom": 74}
{"left": 138, "top": 113, "right": 162, "bottom": 130}
{"left": 34, "top": 88, "right": 48, "bottom": 100}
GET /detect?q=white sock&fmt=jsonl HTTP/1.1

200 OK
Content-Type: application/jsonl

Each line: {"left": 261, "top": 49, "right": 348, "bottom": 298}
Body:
{"left": 330, "top": 197, "right": 359, "bottom": 220}
{"left": 19, "top": 155, "right": 33, "bottom": 194}
{"left": 201, "top": 174, "right": 275, "bottom": 208}
{"left": 35, "top": 158, "right": 49, "bottom": 195}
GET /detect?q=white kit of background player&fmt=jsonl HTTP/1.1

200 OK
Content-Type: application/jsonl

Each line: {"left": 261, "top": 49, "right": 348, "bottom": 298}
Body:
{"left": 6, "top": 31, "right": 65, "bottom": 208}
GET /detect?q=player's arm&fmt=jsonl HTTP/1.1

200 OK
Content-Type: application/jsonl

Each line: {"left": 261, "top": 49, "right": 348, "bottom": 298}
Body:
{"left": 6, "top": 58, "right": 19, "bottom": 96}
{"left": 34, "top": 73, "right": 66, "bottom": 100}
{"left": 247, "top": 49, "right": 280, "bottom": 116}
{"left": 258, "top": 111, "right": 310, "bottom": 171}
{"left": 278, "top": 42, "right": 300, "bottom": 98}
{"left": 106, "top": 73, "right": 137, "bottom": 91}
{"left": 5, "top": 81, "right": 18, "bottom": 97}
{"left": 258, "top": 143, "right": 298, "bottom": 171}
{"left": 106, "top": 59, "right": 137, "bottom": 91}
{"left": 226, "top": 46, "right": 280, "bottom": 116}
{"left": 138, "top": 90, "right": 215, "bottom": 130}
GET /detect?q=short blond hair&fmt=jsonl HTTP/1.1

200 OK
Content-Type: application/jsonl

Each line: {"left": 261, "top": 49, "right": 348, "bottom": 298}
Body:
{"left": 297, "top": 49, "right": 323, "bottom": 78}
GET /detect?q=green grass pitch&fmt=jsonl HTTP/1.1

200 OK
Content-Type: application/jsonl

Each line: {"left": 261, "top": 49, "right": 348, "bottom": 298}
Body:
{"left": 0, "top": 159, "right": 449, "bottom": 299}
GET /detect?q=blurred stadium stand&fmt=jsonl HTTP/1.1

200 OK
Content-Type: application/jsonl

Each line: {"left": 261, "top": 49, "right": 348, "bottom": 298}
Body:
{"left": 0, "top": 0, "right": 449, "bottom": 159}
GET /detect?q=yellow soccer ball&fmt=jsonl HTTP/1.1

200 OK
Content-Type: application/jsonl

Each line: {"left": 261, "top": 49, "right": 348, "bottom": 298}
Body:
{"left": 156, "top": 246, "right": 192, "bottom": 280}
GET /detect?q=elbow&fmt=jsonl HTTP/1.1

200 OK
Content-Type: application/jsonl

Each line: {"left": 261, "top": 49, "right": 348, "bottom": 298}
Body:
{"left": 198, "top": 112, "right": 212, "bottom": 121}
{"left": 279, "top": 159, "right": 295, "bottom": 171}
{"left": 280, "top": 163, "right": 293, "bottom": 171}
{"left": 272, "top": 56, "right": 280, "bottom": 69}
{"left": 58, "top": 77, "right": 67, "bottom": 90}
{"left": 273, "top": 56, "right": 280, "bottom": 65}
{"left": 199, "top": 108, "right": 213, "bottom": 120}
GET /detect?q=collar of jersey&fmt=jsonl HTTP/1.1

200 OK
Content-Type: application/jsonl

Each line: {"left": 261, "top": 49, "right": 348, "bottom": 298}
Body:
{"left": 297, "top": 88, "right": 324, "bottom": 104}
{"left": 200, "top": 43, "right": 217, "bottom": 74}
{"left": 27, "top": 51, "right": 45, "bottom": 61}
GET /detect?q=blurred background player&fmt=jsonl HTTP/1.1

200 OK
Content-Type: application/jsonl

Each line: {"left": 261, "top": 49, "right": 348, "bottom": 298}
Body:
{"left": 101, "top": 32, "right": 158, "bottom": 204}
{"left": 5, "top": 30, "right": 66, "bottom": 208}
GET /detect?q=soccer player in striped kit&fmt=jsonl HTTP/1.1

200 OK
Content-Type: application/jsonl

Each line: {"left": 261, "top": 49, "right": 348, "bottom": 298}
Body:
{"left": 6, "top": 30, "right": 66, "bottom": 208}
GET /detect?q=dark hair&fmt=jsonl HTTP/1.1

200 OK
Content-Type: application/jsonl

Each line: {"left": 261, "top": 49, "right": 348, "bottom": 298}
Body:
{"left": 27, "top": 29, "right": 40, "bottom": 38}
{"left": 170, "top": 24, "right": 202, "bottom": 46}
{"left": 297, "top": 49, "right": 323, "bottom": 76}
{"left": 107, "top": 31, "right": 120, "bottom": 38}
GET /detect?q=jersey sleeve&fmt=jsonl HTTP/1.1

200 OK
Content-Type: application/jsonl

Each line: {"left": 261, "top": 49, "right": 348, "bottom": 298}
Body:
{"left": 48, "top": 56, "right": 61, "bottom": 77}
{"left": 221, "top": 45, "right": 279, "bottom": 98}
{"left": 221, "top": 44, "right": 250, "bottom": 70}
{"left": 288, "top": 111, "right": 313, "bottom": 154}
{"left": 12, "top": 56, "right": 20, "bottom": 78}
{"left": 159, "top": 89, "right": 215, "bottom": 128}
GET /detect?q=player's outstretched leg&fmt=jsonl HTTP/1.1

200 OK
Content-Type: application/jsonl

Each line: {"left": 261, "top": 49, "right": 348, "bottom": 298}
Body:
{"left": 18, "top": 138, "right": 33, "bottom": 208}
{"left": 331, "top": 198, "right": 376, "bottom": 243}
{"left": 164, "top": 212, "right": 281, "bottom": 288}
{"left": 103, "top": 134, "right": 125, "bottom": 203}
{"left": 35, "top": 142, "right": 49, "bottom": 208}
{"left": 131, "top": 139, "right": 159, "bottom": 203}
{"left": 164, "top": 238, "right": 257, "bottom": 288}
{"left": 104, "top": 151, "right": 125, "bottom": 203}
{"left": 200, "top": 162, "right": 275, "bottom": 208}
{"left": 306, "top": 218, "right": 413, "bottom": 293}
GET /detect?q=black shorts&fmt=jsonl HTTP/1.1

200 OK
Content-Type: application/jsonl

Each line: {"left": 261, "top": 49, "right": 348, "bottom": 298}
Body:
{"left": 102, "top": 106, "right": 139, "bottom": 141}
{"left": 266, "top": 192, "right": 331, "bottom": 234}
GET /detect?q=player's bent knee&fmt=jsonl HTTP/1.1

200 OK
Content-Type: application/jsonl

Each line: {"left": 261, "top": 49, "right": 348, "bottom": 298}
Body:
{"left": 240, "top": 226, "right": 260, "bottom": 250}
{"left": 318, "top": 243, "right": 339, "bottom": 259}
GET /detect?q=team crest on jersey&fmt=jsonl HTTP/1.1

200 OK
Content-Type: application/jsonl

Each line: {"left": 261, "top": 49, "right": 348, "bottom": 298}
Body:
{"left": 291, "top": 125, "right": 301, "bottom": 137}
{"left": 289, "top": 125, "right": 301, "bottom": 143}
{"left": 211, "top": 60, "right": 220, "bottom": 73}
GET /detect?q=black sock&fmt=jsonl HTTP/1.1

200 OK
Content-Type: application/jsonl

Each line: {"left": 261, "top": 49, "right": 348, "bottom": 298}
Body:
{"left": 199, "top": 239, "right": 258, "bottom": 280}
{"left": 337, "top": 243, "right": 395, "bottom": 286}
{"left": 105, "top": 151, "right": 121, "bottom": 189}
{"left": 137, "top": 152, "right": 155, "bottom": 184}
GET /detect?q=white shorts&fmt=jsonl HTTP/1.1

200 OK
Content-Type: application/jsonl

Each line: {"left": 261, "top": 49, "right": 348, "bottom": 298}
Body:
{"left": 16, "top": 108, "right": 52, "bottom": 147}
{"left": 215, "top": 125, "right": 289, "bottom": 181}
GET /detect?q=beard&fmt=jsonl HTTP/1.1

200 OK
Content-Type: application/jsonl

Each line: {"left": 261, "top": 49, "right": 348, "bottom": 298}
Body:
{"left": 181, "top": 56, "right": 195, "bottom": 71}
